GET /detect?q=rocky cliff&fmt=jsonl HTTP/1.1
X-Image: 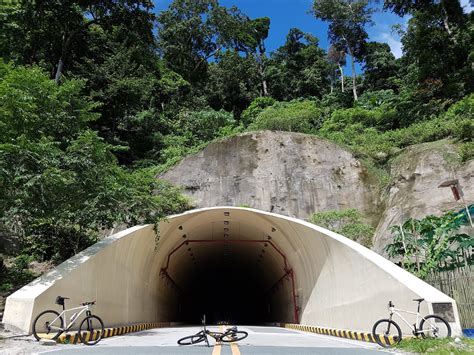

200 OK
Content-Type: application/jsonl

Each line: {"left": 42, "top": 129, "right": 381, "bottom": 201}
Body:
{"left": 161, "top": 131, "right": 381, "bottom": 223}
{"left": 160, "top": 131, "right": 473, "bottom": 256}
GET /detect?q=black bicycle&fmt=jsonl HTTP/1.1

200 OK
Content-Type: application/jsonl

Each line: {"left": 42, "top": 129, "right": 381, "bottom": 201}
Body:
{"left": 177, "top": 315, "right": 248, "bottom": 346}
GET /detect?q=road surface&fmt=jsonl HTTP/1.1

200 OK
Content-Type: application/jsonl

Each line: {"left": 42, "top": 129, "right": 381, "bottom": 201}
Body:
{"left": 31, "top": 325, "right": 393, "bottom": 355}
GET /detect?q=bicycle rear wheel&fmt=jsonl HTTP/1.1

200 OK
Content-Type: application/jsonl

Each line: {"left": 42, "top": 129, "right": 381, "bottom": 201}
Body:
{"left": 79, "top": 315, "right": 104, "bottom": 345}
{"left": 419, "top": 315, "right": 451, "bottom": 339}
{"left": 177, "top": 333, "right": 206, "bottom": 345}
{"left": 32, "top": 310, "right": 64, "bottom": 341}
{"left": 221, "top": 331, "right": 248, "bottom": 342}
{"left": 372, "top": 319, "right": 402, "bottom": 348}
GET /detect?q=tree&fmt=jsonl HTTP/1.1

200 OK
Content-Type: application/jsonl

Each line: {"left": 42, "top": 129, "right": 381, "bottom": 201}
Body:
{"left": 266, "top": 28, "right": 331, "bottom": 100}
{"left": 362, "top": 42, "right": 399, "bottom": 91}
{"left": 205, "top": 50, "right": 260, "bottom": 120}
{"left": 0, "top": 62, "right": 191, "bottom": 263}
{"left": 385, "top": 212, "right": 473, "bottom": 279}
{"left": 312, "top": 0, "right": 374, "bottom": 101}
{"left": 157, "top": 0, "right": 222, "bottom": 85}
{"left": 0, "top": 0, "right": 156, "bottom": 83}
{"left": 327, "top": 44, "right": 347, "bottom": 92}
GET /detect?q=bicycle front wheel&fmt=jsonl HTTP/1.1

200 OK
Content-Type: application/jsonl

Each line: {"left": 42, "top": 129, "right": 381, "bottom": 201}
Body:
{"left": 177, "top": 334, "right": 206, "bottom": 345}
{"left": 32, "top": 310, "right": 64, "bottom": 341}
{"left": 221, "top": 331, "right": 248, "bottom": 342}
{"left": 372, "top": 319, "right": 402, "bottom": 348}
{"left": 79, "top": 315, "right": 104, "bottom": 345}
{"left": 419, "top": 315, "right": 451, "bottom": 339}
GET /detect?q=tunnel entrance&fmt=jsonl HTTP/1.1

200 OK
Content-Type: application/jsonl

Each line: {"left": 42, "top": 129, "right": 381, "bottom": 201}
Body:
{"left": 159, "top": 238, "right": 298, "bottom": 325}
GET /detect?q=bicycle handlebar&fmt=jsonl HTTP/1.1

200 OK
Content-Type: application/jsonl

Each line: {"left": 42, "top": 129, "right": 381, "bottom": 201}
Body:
{"left": 81, "top": 300, "right": 96, "bottom": 306}
{"left": 388, "top": 300, "right": 394, "bottom": 308}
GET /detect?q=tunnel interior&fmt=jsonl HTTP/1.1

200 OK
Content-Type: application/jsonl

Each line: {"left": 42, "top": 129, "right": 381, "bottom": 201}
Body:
{"left": 158, "top": 218, "right": 297, "bottom": 325}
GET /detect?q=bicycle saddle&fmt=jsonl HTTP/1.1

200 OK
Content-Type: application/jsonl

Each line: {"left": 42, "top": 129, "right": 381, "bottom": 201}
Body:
{"left": 227, "top": 326, "right": 237, "bottom": 332}
{"left": 55, "top": 296, "right": 69, "bottom": 305}
{"left": 413, "top": 298, "right": 424, "bottom": 302}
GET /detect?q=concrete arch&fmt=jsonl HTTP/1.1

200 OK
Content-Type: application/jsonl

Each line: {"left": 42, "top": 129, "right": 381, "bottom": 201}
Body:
{"left": 3, "top": 207, "right": 461, "bottom": 335}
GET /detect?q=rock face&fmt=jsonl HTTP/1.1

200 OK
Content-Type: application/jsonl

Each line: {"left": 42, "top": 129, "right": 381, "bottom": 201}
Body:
{"left": 373, "top": 140, "right": 474, "bottom": 255}
{"left": 161, "top": 132, "right": 473, "bottom": 254}
{"left": 160, "top": 131, "right": 381, "bottom": 222}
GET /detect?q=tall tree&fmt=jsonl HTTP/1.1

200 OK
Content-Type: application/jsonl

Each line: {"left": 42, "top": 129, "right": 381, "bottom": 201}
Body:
{"left": 157, "top": 0, "right": 221, "bottom": 85}
{"left": 267, "top": 28, "right": 330, "bottom": 100}
{"left": 312, "top": 0, "right": 374, "bottom": 101}
{"left": 327, "top": 44, "right": 346, "bottom": 92}
{"left": 0, "top": 0, "right": 156, "bottom": 84}
{"left": 363, "top": 42, "right": 399, "bottom": 91}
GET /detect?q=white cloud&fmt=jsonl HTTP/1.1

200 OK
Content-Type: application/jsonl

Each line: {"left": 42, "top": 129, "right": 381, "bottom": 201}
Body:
{"left": 376, "top": 32, "right": 403, "bottom": 59}
{"left": 460, "top": 0, "right": 474, "bottom": 13}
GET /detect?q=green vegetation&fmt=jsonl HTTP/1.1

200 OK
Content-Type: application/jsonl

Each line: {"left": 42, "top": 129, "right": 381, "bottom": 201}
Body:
{"left": 0, "top": 0, "right": 472, "bottom": 292}
{"left": 395, "top": 337, "right": 474, "bottom": 354}
{"left": 385, "top": 210, "right": 474, "bottom": 279}
{"left": 309, "top": 209, "right": 375, "bottom": 247}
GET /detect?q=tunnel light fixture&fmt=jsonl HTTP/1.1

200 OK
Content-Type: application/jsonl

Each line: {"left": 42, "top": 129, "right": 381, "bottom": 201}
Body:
{"left": 264, "top": 243, "right": 268, "bottom": 247}
{"left": 261, "top": 249, "right": 265, "bottom": 253}
{"left": 224, "top": 234, "right": 229, "bottom": 238}
{"left": 224, "top": 211, "right": 230, "bottom": 216}
{"left": 178, "top": 226, "right": 183, "bottom": 230}
{"left": 271, "top": 227, "right": 277, "bottom": 232}
{"left": 224, "top": 228, "right": 229, "bottom": 232}
{"left": 267, "top": 236, "right": 272, "bottom": 240}
{"left": 224, "top": 221, "right": 229, "bottom": 225}
{"left": 182, "top": 234, "right": 187, "bottom": 238}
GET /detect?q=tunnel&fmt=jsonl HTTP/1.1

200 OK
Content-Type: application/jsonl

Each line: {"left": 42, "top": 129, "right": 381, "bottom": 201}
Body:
{"left": 3, "top": 207, "right": 462, "bottom": 336}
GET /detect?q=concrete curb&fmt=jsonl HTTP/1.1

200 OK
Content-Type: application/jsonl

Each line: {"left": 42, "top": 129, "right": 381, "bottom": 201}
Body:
{"left": 56, "top": 322, "right": 173, "bottom": 344}
{"left": 278, "top": 323, "right": 398, "bottom": 347}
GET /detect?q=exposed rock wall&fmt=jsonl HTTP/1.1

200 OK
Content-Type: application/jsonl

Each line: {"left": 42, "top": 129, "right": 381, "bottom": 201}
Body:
{"left": 373, "top": 140, "right": 474, "bottom": 255}
{"left": 160, "top": 131, "right": 381, "bottom": 222}
{"left": 161, "top": 132, "right": 473, "bottom": 254}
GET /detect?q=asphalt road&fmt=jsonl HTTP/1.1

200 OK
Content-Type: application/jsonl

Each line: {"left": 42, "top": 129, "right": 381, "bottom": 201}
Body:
{"left": 31, "top": 326, "right": 393, "bottom": 355}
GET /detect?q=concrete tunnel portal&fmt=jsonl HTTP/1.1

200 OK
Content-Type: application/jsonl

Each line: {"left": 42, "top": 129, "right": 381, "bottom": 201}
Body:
{"left": 3, "top": 207, "right": 462, "bottom": 336}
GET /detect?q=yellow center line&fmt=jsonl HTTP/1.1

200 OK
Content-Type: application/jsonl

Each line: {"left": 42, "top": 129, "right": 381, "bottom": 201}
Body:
{"left": 211, "top": 325, "right": 223, "bottom": 355}
{"left": 230, "top": 341, "right": 241, "bottom": 355}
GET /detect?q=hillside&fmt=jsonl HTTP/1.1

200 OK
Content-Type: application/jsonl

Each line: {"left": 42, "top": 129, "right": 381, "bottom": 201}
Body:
{"left": 161, "top": 132, "right": 474, "bottom": 256}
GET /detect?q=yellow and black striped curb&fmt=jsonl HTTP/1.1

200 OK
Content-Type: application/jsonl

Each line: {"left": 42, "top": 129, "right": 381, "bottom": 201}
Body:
{"left": 280, "top": 323, "right": 399, "bottom": 347}
{"left": 57, "top": 322, "right": 172, "bottom": 344}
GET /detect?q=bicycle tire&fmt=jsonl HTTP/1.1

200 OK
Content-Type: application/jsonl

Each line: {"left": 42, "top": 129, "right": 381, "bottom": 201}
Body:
{"left": 32, "top": 310, "right": 64, "bottom": 341}
{"left": 79, "top": 315, "right": 104, "bottom": 345}
{"left": 419, "top": 315, "right": 451, "bottom": 339}
{"left": 372, "top": 319, "right": 402, "bottom": 348}
{"left": 177, "top": 334, "right": 206, "bottom": 345}
{"left": 220, "top": 330, "right": 248, "bottom": 343}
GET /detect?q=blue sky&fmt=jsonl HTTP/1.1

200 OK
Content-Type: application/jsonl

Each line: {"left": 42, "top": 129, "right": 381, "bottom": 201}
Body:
{"left": 153, "top": 0, "right": 474, "bottom": 74}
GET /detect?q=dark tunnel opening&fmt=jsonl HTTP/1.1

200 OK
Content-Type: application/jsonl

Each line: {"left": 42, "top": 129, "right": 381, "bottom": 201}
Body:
{"left": 161, "top": 239, "right": 296, "bottom": 325}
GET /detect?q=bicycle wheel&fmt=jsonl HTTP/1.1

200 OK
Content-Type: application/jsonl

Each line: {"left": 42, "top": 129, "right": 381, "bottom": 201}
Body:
{"left": 177, "top": 333, "right": 206, "bottom": 345}
{"left": 79, "top": 315, "right": 104, "bottom": 345}
{"left": 221, "top": 331, "right": 248, "bottom": 342}
{"left": 419, "top": 315, "right": 451, "bottom": 339}
{"left": 372, "top": 319, "right": 402, "bottom": 348}
{"left": 32, "top": 310, "right": 64, "bottom": 341}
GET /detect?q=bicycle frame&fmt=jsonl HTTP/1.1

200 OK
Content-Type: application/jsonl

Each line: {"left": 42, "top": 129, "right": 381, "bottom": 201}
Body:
{"left": 389, "top": 306, "right": 429, "bottom": 335}
{"left": 49, "top": 304, "right": 91, "bottom": 332}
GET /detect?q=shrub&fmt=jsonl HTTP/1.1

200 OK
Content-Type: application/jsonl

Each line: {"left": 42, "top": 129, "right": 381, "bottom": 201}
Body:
{"left": 241, "top": 97, "right": 276, "bottom": 127}
{"left": 309, "top": 209, "right": 374, "bottom": 247}
{"left": 249, "top": 100, "right": 323, "bottom": 133}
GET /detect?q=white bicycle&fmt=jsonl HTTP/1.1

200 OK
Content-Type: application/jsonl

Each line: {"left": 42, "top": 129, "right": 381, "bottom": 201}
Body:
{"left": 372, "top": 298, "right": 451, "bottom": 348}
{"left": 32, "top": 296, "right": 104, "bottom": 345}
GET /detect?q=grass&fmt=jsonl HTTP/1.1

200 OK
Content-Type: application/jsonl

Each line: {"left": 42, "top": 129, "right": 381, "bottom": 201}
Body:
{"left": 395, "top": 337, "right": 474, "bottom": 354}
